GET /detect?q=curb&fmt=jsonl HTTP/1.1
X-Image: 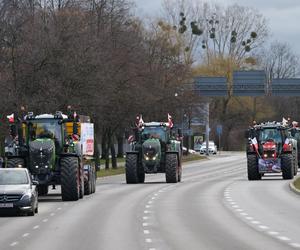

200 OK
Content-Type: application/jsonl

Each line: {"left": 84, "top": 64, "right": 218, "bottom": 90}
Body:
{"left": 289, "top": 176, "right": 300, "bottom": 195}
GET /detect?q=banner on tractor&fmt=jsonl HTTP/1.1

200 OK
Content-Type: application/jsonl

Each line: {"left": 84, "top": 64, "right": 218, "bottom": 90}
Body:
{"left": 81, "top": 123, "right": 94, "bottom": 156}
{"left": 258, "top": 158, "right": 281, "bottom": 173}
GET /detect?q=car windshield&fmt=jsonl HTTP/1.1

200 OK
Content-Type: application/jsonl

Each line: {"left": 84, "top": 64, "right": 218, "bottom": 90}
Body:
{"left": 142, "top": 127, "right": 166, "bottom": 142}
{"left": 0, "top": 170, "right": 29, "bottom": 185}
{"left": 259, "top": 128, "right": 282, "bottom": 143}
{"left": 29, "top": 119, "right": 62, "bottom": 143}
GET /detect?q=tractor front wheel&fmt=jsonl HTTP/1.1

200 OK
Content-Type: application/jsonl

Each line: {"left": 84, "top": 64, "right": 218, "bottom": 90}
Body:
{"left": 282, "top": 154, "right": 294, "bottom": 180}
{"left": 126, "top": 154, "right": 139, "bottom": 184}
{"left": 61, "top": 157, "right": 80, "bottom": 201}
{"left": 6, "top": 158, "right": 24, "bottom": 168}
{"left": 247, "top": 154, "right": 261, "bottom": 181}
{"left": 165, "top": 154, "right": 178, "bottom": 183}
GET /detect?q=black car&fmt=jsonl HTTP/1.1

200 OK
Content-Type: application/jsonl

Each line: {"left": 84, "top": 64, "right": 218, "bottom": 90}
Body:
{"left": 0, "top": 168, "right": 38, "bottom": 216}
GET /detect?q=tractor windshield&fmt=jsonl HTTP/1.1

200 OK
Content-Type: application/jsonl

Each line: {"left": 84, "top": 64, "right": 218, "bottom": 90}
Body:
{"left": 29, "top": 119, "right": 62, "bottom": 145}
{"left": 259, "top": 128, "right": 282, "bottom": 143}
{"left": 142, "top": 127, "right": 167, "bottom": 142}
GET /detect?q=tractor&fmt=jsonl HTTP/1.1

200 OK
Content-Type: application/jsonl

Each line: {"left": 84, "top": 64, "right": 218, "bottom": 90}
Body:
{"left": 4, "top": 111, "right": 98, "bottom": 201}
{"left": 245, "top": 121, "right": 298, "bottom": 180}
{"left": 125, "top": 115, "right": 182, "bottom": 184}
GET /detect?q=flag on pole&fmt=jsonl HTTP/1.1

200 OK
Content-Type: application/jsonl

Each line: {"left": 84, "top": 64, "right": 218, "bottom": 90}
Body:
{"left": 7, "top": 113, "right": 14, "bottom": 123}
{"left": 167, "top": 113, "right": 173, "bottom": 128}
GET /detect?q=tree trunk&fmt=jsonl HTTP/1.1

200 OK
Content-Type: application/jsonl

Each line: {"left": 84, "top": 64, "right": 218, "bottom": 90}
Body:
{"left": 117, "top": 134, "right": 124, "bottom": 158}
{"left": 111, "top": 144, "right": 117, "bottom": 169}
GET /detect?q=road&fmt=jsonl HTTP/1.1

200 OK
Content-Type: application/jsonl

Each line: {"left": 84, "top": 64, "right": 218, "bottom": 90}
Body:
{"left": 0, "top": 152, "right": 300, "bottom": 250}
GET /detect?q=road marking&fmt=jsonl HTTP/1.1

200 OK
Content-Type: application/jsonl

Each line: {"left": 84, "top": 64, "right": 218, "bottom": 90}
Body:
{"left": 144, "top": 230, "right": 150, "bottom": 234}
{"left": 268, "top": 231, "right": 279, "bottom": 235}
{"left": 277, "top": 236, "right": 290, "bottom": 241}
{"left": 33, "top": 225, "right": 40, "bottom": 230}
{"left": 154, "top": 193, "right": 158, "bottom": 196}
{"left": 144, "top": 210, "right": 151, "bottom": 214}
{"left": 151, "top": 197, "right": 156, "bottom": 200}
{"left": 258, "top": 225, "right": 269, "bottom": 230}
{"left": 43, "top": 219, "right": 48, "bottom": 223}
{"left": 236, "top": 209, "right": 243, "bottom": 212}
{"left": 10, "top": 242, "right": 18, "bottom": 247}
{"left": 149, "top": 248, "right": 156, "bottom": 250}
{"left": 232, "top": 205, "right": 239, "bottom": 208}
{"left": 50, "top": 213, "right": 55, "bottom": 216}
{"left": 145, "top": 238, "right": 152, "bottom": 243}
{"left": 251, "top": 221, "right": 260, "bottom": 224}
{"left": 145, "top": 205, "right": 151, "bottom": 209}
{"left": 230, "top": 202, "right": 236, "bottom": 205}
{"left": 245, "top": 216, "right": 253, "bottom": 220}
{"left": 148, "top": 201, "right": 153, "bottom": 204}
{"left": 143, "top": 223, "right": 149, "bottom": 227}
{"left": 240, "top": 212, "right": 248, "bottom": 216}
{"left": 290, "top": 243, "right": 300, "bottom": 248}
{"left": 22, "top": 233, "right": 30, "bottom": 238}
{"left": 143, "top": 216, "right": 149, "bottom": 220}
{"left": 57, "top": 207, "right": 62, "bottom": 210}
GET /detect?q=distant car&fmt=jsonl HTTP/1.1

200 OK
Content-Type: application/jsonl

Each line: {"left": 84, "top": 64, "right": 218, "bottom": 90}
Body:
{"left": 0, "top": 168, "right": 38, "bottom": 216}
{"left": 199, "top": 141, "right": 217, "bottom": 155}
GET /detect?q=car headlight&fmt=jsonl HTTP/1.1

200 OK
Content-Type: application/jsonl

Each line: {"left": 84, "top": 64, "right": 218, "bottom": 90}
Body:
{"left": 21, "top": 190, "right": 32, "bottom": 200}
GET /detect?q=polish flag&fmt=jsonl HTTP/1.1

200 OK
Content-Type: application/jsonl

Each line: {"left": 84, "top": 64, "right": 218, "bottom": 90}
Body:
{"left": 135, "top": 114, "right": 144, "bottom": 128}
{"left": 7, "top": 113, "right": 14, "bottom": 123}
{"left": 251, "top": 137, "right": 259, "bottom": 153}
{"left": 167, "top": 113, "right": 173, "bottom": 128}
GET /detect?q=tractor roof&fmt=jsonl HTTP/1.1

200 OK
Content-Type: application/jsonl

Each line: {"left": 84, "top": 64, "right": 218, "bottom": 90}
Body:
{"left": 254, "top": 121, "right": 287, "bottom": 130}
{"left": 143, "top": 122, "right": 168, "bottom": 127}
{"left": 25, "top": 112, "right": 68, "bottom": 121}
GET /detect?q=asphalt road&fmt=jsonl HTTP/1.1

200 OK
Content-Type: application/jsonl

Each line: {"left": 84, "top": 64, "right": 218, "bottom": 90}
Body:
{"left": 0, "top": 152, "right": 300, "bottom": 250}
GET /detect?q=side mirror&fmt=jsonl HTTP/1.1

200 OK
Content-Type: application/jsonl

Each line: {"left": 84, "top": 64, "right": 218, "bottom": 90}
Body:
{"left": 32, "top": 180, "right": 39, "bottom": 185}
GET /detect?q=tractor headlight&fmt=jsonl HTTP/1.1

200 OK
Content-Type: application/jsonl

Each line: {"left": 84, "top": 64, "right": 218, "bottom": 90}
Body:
{"left": 144, "top": 155, "right": 150, "bottom": 161}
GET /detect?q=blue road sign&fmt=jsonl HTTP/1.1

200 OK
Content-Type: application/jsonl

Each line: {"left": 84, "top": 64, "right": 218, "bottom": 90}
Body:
{"left": 271, "top": 78, "right": 300, "bottom": 96}
{"left": 194, "top": 77, "right": 228, "bottom": 96}
{"left": 216, "top": 125, "right": 222, "bottom": 135}
{"left": 233, "top": 70, "right": 266, "bottom": 96}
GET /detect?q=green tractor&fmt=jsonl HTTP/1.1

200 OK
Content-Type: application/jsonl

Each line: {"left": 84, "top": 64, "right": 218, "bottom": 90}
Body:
{"left": 4, "top": 111, "right": 98, "bottom": 201}
{"left": 126, "top": 115, "right": 182, "bottom": 183}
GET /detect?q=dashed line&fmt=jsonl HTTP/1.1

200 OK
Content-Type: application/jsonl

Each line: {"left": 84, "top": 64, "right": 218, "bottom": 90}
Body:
{"left": 145, "top": 205, "right": 151, "bottom": 208}
{"left": 240, "top": 212, "right": 248, "bottom": 216}
{"left": 22, "top": 233, "right": 30, "bottom": 238}
{"left": 144, "top": 210, "right": 151, "bottom": 214}
{"left": 236, "top": 209, "right": 243, "bottom": 212}
{"left": 42, "top": 219, "right": 48, "bottom": 223}
{"left": 57, "top": 207, "right": 62, "bottom": 210}
{"left": 10, "top": 242, "right": 18, "bottom": 247}
{"left": 50, "top": 213, "right": 55, "bottom": 216}
{"left": 154, "top": 193, "right": 158, "bottom": 196}
{"left": 151, "top": 197, "right": 156, "bottom": 200}
{"left": 251, "top": 221, "right": 260, "bottom": 225}
{"left": 33, "top": 225, "right": 40, "bottom": 230}
{"left": 143, "top": 230, "right": 150, "bottom": 234}
{"left": 143, "top": 216, "right": 149, "bottom": 220}
{"left": 149, "top": 248, "right": 156, "bottom": 250}
{"left": 290, "top": 243, "right": 300, "bottom": 248}
{"left": 258, "top": 225, "right": 269, "bottom": 230}
{"left": 277, "top": 236, "right": 290, "bottom": 241}
{"left": 232, "top": 205, "right": 239, "bottom": 208}
{"left": 268, "top": 231, "right": 279, "bottom": 236}
{"left": 145, "top": 238, "right": 152, "bottom": 243}
{"left": 148, "top": 201, "right": 153, "bottom": 204}
{"left": 143, "top": 223, "right": 149, "bottom": 227}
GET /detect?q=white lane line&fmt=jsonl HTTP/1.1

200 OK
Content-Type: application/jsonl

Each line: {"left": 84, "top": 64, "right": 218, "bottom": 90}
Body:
{"left": 143, "top": 223, "right": 149, "bottom": 227}
{"left": 251, "top": 221, "right": 260, "bottom": 224}
{"left": 145, "top": 238, "right": 152, "bottom": 243}
{"left": 230, "top": 202, "right": 236, "bottom": 205}
{"left": 154, "top": 193, "right": 158, "bottom": 196}
{"left": 232, "top": 205, "right": 239, "bottom": 208}
{"left": 258, "top": 225, "right": 269, "bottom": 230}
{"left": 33, "top": 225, "right": 40, "bottom": 230}
{"left": 151, "top": 197, "right": 156, "bottom": 200}
{"left": 145, "top": 205, "right": 152, "bottom": 209}
{"left": 50, "top": 213, "right": 55, "bottom": 216}
{"left": 57, "top": 207, "right": 62, "bottom": 210}
{"left": 148, "top": 201, "right": 153, "bottom": 204}
{"left": 268, "top": 231, "right": 279, "bottom": 236}
{"left": 144, "top": 210, "right": 152, "bottom": 214}
{"left": 240, "top": 212, "right": 248, "bottom": 216}
{"left": 290, "top": 243, "right": 300, "bottom": 248}
{"left": 22, "top": 233, "right": 30, "bottom": 238}
{"left": 245, "top": 217, "right": 253, "bottom": 220}
{"left": 143, "top": 216, "right": 149, "bottom": 220}
{"left": 10, "top": 242, "right": 18, "bottom": 247}
{"left": 149, "top": 248, "right": 156, "bottom": 250}
{"left": 143, "top": 230, "right": 150, "bottom": 234}
{"left": 236, "top": 209, "right": 243, "bottom": 212}
{"left": 277, "top": 236, "right": 290, "bottom": 241}
{"left": 43, "top": 219, "right": 48, "bottom": 223}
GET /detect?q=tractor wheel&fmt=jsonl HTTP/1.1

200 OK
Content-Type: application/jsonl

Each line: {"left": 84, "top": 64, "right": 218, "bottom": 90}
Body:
{"left": 138, "top": 169, "right": 145, "bottom": 183}
{"left": 125, "top": 154, "right": 139, "bottom": 184}
{"left": 92, "top": 167, "right": 96, "bottom": 193}
{"left": 247, "top": 154, "right": 261, "bottom": 181}
{"left": 61, "top": 157, "right": 80, "bottom": 201}
{"left": 84, "top": 168, "right": 92, "bottom": 195}
{"left": 178, "top": 164, "right": 182, "bottom": 182}
{"left": 282, "top": 154, "right": 294, "bottom": 180}
{"left": 37, "top": 185, "right": 48, "bottom": 196}
{"left": 79, "top": 171, "right": 84, "bottom": 199}
{"left": 165, "top": 154, "right": 178, "bottom": 183}
{"left": 6, "top": 158, "right": 24, "bottom": 168}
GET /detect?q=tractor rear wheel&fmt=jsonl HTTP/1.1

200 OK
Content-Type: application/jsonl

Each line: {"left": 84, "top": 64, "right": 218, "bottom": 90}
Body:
{"left": 6, "top": 158, "right": 24, "bottom": 168}
{"left": 138, "top": 166, "right": 145, "bottom": 183}
{"left": 247, "top": 154, "right": 261, "bottom": 180}
{"left": 165, "top": 154, "right": 178, "bottom": 183}
{"left": 126, "top": 154, "right": 139, "bottom": 184}
{"left": 61, "top": 157, "right": 80, "bottom": 201}
{"left": 282, "top": 154, "right": 294, "bottom": 180}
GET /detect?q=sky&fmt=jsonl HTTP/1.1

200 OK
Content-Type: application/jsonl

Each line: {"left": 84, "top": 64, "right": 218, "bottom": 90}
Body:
{"left": 134, "top": 0, "right": 300, "bottom": 53}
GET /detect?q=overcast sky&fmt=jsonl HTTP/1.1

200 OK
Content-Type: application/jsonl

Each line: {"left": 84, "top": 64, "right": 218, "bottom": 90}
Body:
{"left": 134, "top": 0, "right": 300, "bottom": 53}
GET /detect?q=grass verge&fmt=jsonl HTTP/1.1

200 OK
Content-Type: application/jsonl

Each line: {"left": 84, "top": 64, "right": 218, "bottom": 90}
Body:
{"left": 294, "top": 177, "right": 300, "bottom": 190}
{"left": 97, "top": 154, "right": 206, "bottom": 178}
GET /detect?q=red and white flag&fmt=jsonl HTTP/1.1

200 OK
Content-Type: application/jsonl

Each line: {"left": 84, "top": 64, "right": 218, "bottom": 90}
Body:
{"left": 135, "top": 114, "right": 144, "bottom": 128}
{"left": 7, "top": 113, "right": 14, "bottom": 123}
{"left": 167, "top": 113, "right": 173, "bottom": 128}
{"left": 251, "top": 137, "right": 259, "bottom": 153}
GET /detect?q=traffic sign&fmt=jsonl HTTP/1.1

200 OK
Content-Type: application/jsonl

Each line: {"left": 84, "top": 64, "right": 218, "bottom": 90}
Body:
{"left": 194, "top": 77, "right": 228, "bottom": 96}
{"left": 216, "top": 125, "right": 222, "bottom": 135}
